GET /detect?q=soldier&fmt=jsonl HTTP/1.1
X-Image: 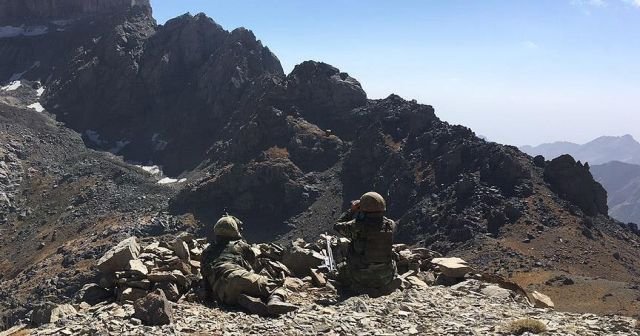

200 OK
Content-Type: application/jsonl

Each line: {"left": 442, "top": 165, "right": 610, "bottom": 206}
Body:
{"left": 334, "top": 192, "right": 400, "bottom": 296}
{"left": 201, "top": 215, "right": 298, "bottom": 316}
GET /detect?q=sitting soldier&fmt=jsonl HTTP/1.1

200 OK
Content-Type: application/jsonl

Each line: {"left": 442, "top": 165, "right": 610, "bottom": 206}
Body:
{"left": 334, "top": 192, "right": 401, "bottom": 296}
{"left": 201, "top": 215, "right": 298, "bottom": 316}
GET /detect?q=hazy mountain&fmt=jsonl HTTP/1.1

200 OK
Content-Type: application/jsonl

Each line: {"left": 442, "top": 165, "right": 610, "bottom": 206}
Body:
{"left": 521, "top": 135, "right": 640, "bottom": 165}
{"left": 591, "top": 161, "right": 640, "bottom": 226}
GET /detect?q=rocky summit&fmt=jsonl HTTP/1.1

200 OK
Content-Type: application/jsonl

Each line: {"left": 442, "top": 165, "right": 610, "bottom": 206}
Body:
{"left": 0, "top": 0, "right": 640, "bottom": 334}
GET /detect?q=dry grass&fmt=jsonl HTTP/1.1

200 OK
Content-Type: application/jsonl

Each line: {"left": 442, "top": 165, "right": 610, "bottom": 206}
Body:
{"left": 505, "top": 318, "right": 548, "bottom": 335}
{"left": 264, "top": 146, "right": 289, "bottom": 159}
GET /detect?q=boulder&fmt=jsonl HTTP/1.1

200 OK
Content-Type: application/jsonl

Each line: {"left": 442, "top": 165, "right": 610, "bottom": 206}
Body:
{"left": 31, "top": 303, "right": 77, "bottom": 326}
{"left": 481, "top": 285, "right": 512, "bottom": 300}
{"left": 134, "top": 289, "right": 174, "bottom": 326}
{"left": 431, "top": 257, "right": 473, "bottom": 278}
{"left": 126, "top": 259, "right": 148, "bottom": 276}
{"left": 172, "top": 240, "right": 190, "bottom": 261}
{"left": 154, "top": 282, "right": 181, "bottom": 302}
{"left": 405, "top": 276, "right": 428, "bottom": 289}
{"left": 282, "top": 246, "right": 325, "bottom": 277}
{"left": 530, "top": 291, "right": 555, "bottom": 309}
{"left": 75, "top": 283, "right": 111, "bottom": 305}
{"left": 309, "top": 268, "right": 327, "bottom": 287}
{"left": 96, "top": 237, "right": 141, "bottom": 273}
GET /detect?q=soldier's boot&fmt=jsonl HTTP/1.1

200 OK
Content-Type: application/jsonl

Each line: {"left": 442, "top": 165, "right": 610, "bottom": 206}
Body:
{"left": 266, "top": 293, "right": 298, "bottom": 315}
{"left": 237, "top": 294, "right": 269, "bottom": 316}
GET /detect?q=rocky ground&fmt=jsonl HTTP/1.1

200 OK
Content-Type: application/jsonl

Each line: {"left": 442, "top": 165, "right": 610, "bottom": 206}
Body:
{"left": 1, "top": 233, "right": 636, "bottom": 336}
{"left": 9, "top": 282, "right": 638, "bottom": 336}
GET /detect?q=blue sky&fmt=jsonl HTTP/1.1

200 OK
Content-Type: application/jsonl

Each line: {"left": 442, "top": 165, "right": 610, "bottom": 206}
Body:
{"left": 150, "top": 0, "right": 640, "bottom": 146}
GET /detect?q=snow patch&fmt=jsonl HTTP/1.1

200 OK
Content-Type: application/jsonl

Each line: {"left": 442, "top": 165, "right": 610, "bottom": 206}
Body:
{"left": 0, "top": 25, "right": 48, "bottom": 38}
{"left": 36, "top": 86, "right": 45, "bottom": 97}
{"left": 158, "top": 177, "right": 186, "bottom": 184}
{"left": 1, "top": 81, "right": 21, "bottom": 91}
{"left": 27, "top": 103, "right": 44, "bottom": 112}
{"left": 135, "top": 165, "right": 162, "bottom": 176}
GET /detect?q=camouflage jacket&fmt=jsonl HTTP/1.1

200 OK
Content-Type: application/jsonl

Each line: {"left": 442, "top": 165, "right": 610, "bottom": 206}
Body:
{"left": 334, "top": 216, "right": 396, "bottom": 268}
{"left": 201, "top": 239, "right": 256, "bottom": 280}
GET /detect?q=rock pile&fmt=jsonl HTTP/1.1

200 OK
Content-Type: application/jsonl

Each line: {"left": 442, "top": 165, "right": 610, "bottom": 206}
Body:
{"left": 83, "top": 234, "right": 468, "bottom": 310}
{"left": 87, "top": 234, "right": 206, "bottom": 306}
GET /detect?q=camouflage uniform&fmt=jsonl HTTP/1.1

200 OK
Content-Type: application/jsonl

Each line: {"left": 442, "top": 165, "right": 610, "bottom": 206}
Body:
{"left": 201, "top": 215, "right": 295, "bottom": 315}
{"left": 202, "top": 239, "right": 277, "bottom": 304}
{"left": 334, "top": 214, "right": 399, "bottom": 293}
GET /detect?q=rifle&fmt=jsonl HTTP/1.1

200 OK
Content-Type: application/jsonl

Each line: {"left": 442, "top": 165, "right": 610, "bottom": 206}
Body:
{"left": 321, "top": 233, "right": 336, "bottom": 273}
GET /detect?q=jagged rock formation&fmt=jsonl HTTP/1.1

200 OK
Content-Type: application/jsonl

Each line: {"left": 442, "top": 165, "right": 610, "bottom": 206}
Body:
{"left": 543, "top": 155, "right": 608, "bottom": 216}
{"left": 1, "top": 1, "right": 640, "bottom": 330}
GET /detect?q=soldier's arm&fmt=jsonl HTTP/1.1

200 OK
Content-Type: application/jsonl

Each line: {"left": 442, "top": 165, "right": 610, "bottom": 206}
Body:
{"left": 334, "top": 221, "right": 352, "bottom": 238}
{"left": 337, "top": 200, "right": 360, "bottom": 223}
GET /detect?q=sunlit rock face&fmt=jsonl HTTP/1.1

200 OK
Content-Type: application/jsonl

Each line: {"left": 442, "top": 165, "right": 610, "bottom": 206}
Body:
{"left": 0, "top": 0, "right": 151, "bottom": 24}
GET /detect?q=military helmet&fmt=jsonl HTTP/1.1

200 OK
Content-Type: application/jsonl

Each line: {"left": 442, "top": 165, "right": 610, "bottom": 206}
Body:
{"left": 359, "top": 192, "right": 386, "bottom": 213}
{"left": 213, "top": 215, "right": 242, "bottom": 239}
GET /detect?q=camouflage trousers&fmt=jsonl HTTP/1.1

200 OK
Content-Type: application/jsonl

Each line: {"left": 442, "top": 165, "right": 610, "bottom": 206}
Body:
{"left": 337, "top": 260, "right": 400, "bottom": 296}
{"left": 208, "top": 262, "right": 285, "bottom": 305}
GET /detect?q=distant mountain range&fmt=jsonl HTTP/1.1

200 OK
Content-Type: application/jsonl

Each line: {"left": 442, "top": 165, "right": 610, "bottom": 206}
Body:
{"left": 521, "top": 135, "right": 640, "bottom": 225}
{"left": 591, "top": 161, "right": 640, "bottom": 226}
{"left": 520, "top": 135, "right": 640, "bottom": 165}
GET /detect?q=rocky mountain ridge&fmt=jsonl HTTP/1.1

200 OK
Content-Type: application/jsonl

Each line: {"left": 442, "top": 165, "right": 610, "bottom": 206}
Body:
{"left": 1, "top": 1, "right": 639, "bottom": 331}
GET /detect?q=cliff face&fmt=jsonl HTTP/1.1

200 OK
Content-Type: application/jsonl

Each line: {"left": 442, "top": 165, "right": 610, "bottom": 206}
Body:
{"left": 0, "top": 0, "right": 151, "bottom": 23}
